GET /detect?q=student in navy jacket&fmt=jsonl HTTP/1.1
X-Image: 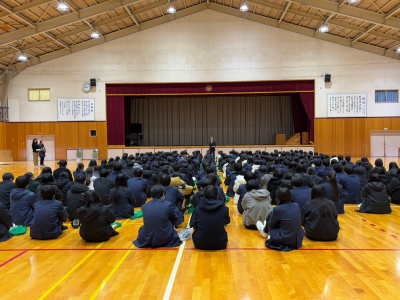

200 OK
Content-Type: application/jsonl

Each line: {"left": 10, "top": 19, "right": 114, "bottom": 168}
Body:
{"left": 108, "top": 162, "right": 130, "bottom": 182}
{"left": 133, "top": 185, "right": 182, "bottom": 248}
{"left": 190, "top": 179, "right": 211, "bottom": 208}
{"left": 206, "top": 173, "right": 225, "bottom": 201}
{"left": 333, "top": 163, "right": 346, "bottom": 182}
{"left": 110, "top": 174, "right": 136, "bottom": 219}
{"left": 316, "top": 159, "right": 333, "bottom": 183}
{"left": 160, "top": 174, "right": 184, "bottom": 226}
{"left": 345, "top": 156, "right": 355, "bottom": 167}
{"left": 339, "top": 165, "right": 362, "bottom": 204}
{"left": 190, "top": 185, "right": 230, "bottom": 250}
{"left": 290, "top": 176, "right": 312, "bottom": 211}
{"left": 263, "top": 188, "right": 304, "bottom": 251}
{"left": 0, "top": 201, "right": 12, "bottom": 242}
{"left": 322, "top": 170, "right": 344, "bottom": 214}
{"left": 73, "top": 163, "right": 86, "bottom": 180}
{"left": 10, "top": 176, "right": 36, "bottom": 226}
{"left": 226, "top": 163, "right": 242, "bottom": 197}
{"left": 313, "top": 158, "right": 323, "bottom": 174}
{"left": 30, "top": 186, "right": 68, "bottom": 240}
{"left": 0, "top": 173, "right": 16, "bottom": 210}
{"left": 127, "top": 168, "right": 149, "bottom": 207}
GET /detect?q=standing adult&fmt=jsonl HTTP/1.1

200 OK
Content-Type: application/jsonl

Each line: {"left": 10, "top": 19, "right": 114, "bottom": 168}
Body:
{"left": 39, "top": 140, "right": 46, "bottom": 167}
{"left": 32, "top": 138, "right": 41, "bottom": 168}
{"left": 209, "top": 137, "right": 216, "bottom": 161}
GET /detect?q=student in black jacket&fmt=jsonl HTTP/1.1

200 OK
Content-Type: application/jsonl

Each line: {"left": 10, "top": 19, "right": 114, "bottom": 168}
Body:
{"left": 25, "top": 172, "right": 39, "bottom": 193}
{"left": 303, "top": 167, "right": 323, "bottom": 188}
{"left": 56, "top": 172, "right": 74, "bottom": 202}
{"left": 0, "top": 201, "right": 12, "bottom": 242}
{"left": 110, "top": 173, "right": 136, "bottom": 219}
{"left": 190, "top": 185, "right": 230, "bottom": 250}
{"left": 267, "top": 168, "right": 283, "bottom": 205}
{"left": 35, "top": 173, "right": 63, "bottom": 202}
{"left": 78, "top": 191, "right": 119, "bottom": 242}
{"left": 53, "top": 160, "right": 73, "bottom": 181}
{"left": 387, "top": 169, "right": 400, "bottom": 204}
{"left": 93, "top": 169, "right": 115, "bottom": 205}
{"left": 65, "top": 174, "right": 89, "bottom": 221}
{"left": 191, "top": 178, "right": 213, "bottom": 208}
{"left": 353, "top": 160, "right": 367, "bottom": 189}
{"left": 322, "top": 170, "right": 344, "bottom": 214}
{"left": 356, "top": 174, "right": 391, "bottom": 214}
{"left": 0, "top": 173, "right": 16, "bottom": 209}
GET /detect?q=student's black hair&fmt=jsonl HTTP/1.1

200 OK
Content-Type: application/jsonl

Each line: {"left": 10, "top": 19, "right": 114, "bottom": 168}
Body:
{"left": 88, "top": 159, "right": 97, "bottom": 168}
{"left": 113, "top": 162, "right": 123, "bottom": 172}
{"left": 203, "top": 185, "right": 218, "bottom": 200}
{"left": 344, "top": 165, "right": 353, "bottom": 175}
{"left": 291, "top": 176, "right": 304, "bottom": 188}
{"left": 246, "top": 179, "right": 259, "bottom": 192}
{"left": 234, "top": 163, "right": 242, "bottom": 172}
{"left": 206, "top": 173, "right": 217, "bottom": 185}
{"left": 151, "top": 184, "right": 166, "bottom": 199}
{"left": 267, "top": 165, "right": 275, "bottom": 173}
{"left": 41, "top": 173, "right": 54, "bottom": 183}
{"left": 326, "top": 170, "right": 341, "bottom": 201}
{"left": 115, "top": 156, "right": 121, "bottom": 161}
{"left": 200, "top": 178, "right": 213, "bottom": 188}
{"left": 205, "top": 166, "right": 216, "bottom": 174}
{"left": 113, "top": 173, "right": 128, "bottom": 204}
{"left": 389, "top": 162, "right": 398, "bottom": 170}
{"left": 99, "top": 169, "right": 109, "bottom": 177}
{"left": 310, "top": 184, "right": 336, "bottom": 219}
{"left": 273, "top": 168, "right": 283, "bottom": 178}
{"left": 159, "top": 174, "right": 171, "bottom": 186}
{"left": 76, "top": 163, "right": 84, "bottom": 173}
{"left": 338, "top": 155, "right": 343, "bottom": 161}
{"left": 122, "top": 153, "right": 128, "bottom": 159}
{"left": 40, "top": 166, "right": 52, "bottom": 175}
{"left": 2, "top": 173, "right": 13, "bottom": 181}
{"left": 172, "top": 163, "right": 180, "bottom": 172}
{"left": 127, "top": 160, "right": 134, "bottom": 167}
{"left": 314, "top": 158, "right": 322, "bottom": 167}
{"left": 41, "top": 185, "right": 56, "bottom": 200}
{"left": 15, "top": 175, "right": 29, "bottom": 188}
{"left": 355, "top": 160, "right": 362, "bottom": 166}
{"left": 284, "top": 172, "right": 293, "bottom": 180}
{"left": 322, "top": 159, "right": 330, "bottom": 167}
{"left": 101, "top": 159, "right": 107, "bottom": 165}
{"left": 24, "top": 172, "right": 34, "bottom": 180}
{"left": 74, "top": 174, "right": 86, "bottom": 184}
{"left": 94, "top": 165, "right": 101, "bottom": 172}
{"left": 374, "top": 158, "right": 384, "bottom": 167}
{"left": 85, "top": 168, "right": 93, "bottom": 187}
{"left": 368, "top": 173, "right": 380, "bottom": 183}
{"left": 134, "top": 168, "right": 143, "bottom": 178}
{"left": 276, "top": 188, "right": 292, "bottom": 205}
{"left": 307, "top": 167, "right": 316, "bottom": 175}
{"left": 345, "top": 155, "right": 351, "bottom": 162}
{"left": 332, "top": 163, "right": 343, "bottom": 173}
{"left": 244, "top": 171, "right": 254, "bottom": 182}
{"left": 81, "top": 191, "right": 102, "bottom": 211}
{"left": 91, "top": 190, "right": 103, "bottom": 204}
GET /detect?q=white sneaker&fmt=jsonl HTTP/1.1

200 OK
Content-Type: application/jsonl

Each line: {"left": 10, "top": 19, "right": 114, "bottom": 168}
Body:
{"left": 256, "top": 221, "right": 268, "bottom": 238}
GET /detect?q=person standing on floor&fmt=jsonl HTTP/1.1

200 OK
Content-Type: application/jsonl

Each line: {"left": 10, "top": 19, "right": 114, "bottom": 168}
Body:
{"left": 209, "top": 137, "right": 216, "bottom": 162}
{"left": 39, "top": 140, "right": 46, "bottom": 167}
{"left": 32, "top": 138, "right": 41, "bottom": 168}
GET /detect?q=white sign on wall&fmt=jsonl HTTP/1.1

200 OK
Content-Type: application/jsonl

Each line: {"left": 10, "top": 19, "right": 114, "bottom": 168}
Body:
{"left": 57, "top": 98, "right": 95, "bottom": 121}
{"left": 327, "top": 93, "right": 367, "bottom": 117}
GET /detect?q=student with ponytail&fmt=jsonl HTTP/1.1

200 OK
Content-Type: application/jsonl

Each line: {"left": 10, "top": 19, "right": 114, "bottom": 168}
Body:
{"left": 322, "top": 170, "right": 344, "bottom": 214}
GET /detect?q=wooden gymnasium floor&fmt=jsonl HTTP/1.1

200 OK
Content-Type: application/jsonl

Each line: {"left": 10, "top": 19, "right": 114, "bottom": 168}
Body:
{"left": 1, "top": 158, "right": 400, "bottom": 300}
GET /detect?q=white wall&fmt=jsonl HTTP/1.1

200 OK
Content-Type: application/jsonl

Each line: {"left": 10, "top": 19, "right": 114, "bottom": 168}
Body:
{"left": 8, "top": 9, "right": 400, "bottom": 121}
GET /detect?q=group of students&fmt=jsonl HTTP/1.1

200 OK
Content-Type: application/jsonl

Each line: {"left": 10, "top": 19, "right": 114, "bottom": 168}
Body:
{"left": 0, "top": 149, "right": 397, "bottom": 251}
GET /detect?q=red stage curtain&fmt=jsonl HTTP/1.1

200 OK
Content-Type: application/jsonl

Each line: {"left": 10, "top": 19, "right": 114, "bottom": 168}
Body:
{"left": 299, "top": 92, "right": 314, "bottom": 142}
{"left": 107, "top": 96, "right": 125, "bottom": 145}
{"left": 291, "top": 94, "right": 309, "bottom": 134}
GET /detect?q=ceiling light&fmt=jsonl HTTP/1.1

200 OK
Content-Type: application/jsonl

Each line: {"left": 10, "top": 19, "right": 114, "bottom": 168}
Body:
{"left": 167, "top": 6, "right": 176, "bottom": 13}
{"left": 319, "top": 25, "right": 329, "bottom": 33}
{"left": 397, "top": 47, "right": 400, "bottom": 53}
{"left": 18, "top": 53, "right": 28, "bottom": 61}
{"left": 90, "top": 31, "right": 101, "bottom": 39}
{"left": 57, "top": 1, "right": 69, "bottom": 11}
{"left": 240, "top": 2, "right": 248, "bottom": 11}
{"left": 348, "top": 0, "right": 361, "bottom": 3}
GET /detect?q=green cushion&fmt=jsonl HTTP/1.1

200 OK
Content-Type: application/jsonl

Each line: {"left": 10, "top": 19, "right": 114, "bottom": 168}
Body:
{"left": 111, "top": 222, "right": 122, "bottom": 228}
{"left": 92, "top": 151, "right": 98, "bottom": 157}
{"left": 130, "top": 210, "right": 143, "bottom": 220}
{"left": 10, "top": 225, "right": 28, "bottom": 236}
{"left": 186, "top": 205, "right": 194, "bottom": 215}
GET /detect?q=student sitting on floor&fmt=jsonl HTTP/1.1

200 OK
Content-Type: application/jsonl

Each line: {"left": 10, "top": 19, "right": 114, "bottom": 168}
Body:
{"left": 356, "top": 174, "right": 392, "bottom": 214}
{"left": 206, "top": 173, "right": 226, "bottom": 201}
{"left": 127, "top": 168, "right": 149, "bottom": 208}
{"left": 235, "top": 171, "right": 256, "bottom": 214}
{"left": 190, "top": 185, "right": 230, "bottom": 250}
{"left": 267, "top": 168, "right": 283, "bottom": 205}
{"left": 303, "top": 167, "right": 323, "bottom": 188}
{"left": 93, "top": 169, "right": 115, "bottom": 206}
{"left": 241, "top": 179, "right": 272, "bottom": 230}
{"left": 301, "top": 185, "right": 340, "bottom": 241}
{"left": 110, "top": 173, "right": 136, "bottom": 219}
{"left": 78, "top": 191, "right": 119, "bottom": 242}
{"left": 316, "top": 159, "right": 333, "bottom": 183}
{"left": 73, "top": 163, "right": 86, "bottom": 180}
{"left": 0, "top": 201, "right": 12, "bottom": 243}
{"left": 160, "top": 174, "right": 185, "bottom": 226}
{"left": 322, "top": 170, "right": 344, "bottom": 214}
{"left": 133, "top": 185, "right": 182, "bottom": 248}
{"left": 10, "top": 175, "right": 36, "bottom": 226}
{"left": 226, "top": 163, "right": 242, "bottom": 197}
{"left": 25, "top": 172, "right": 39, "bottom": 193}
{"left": 277, "top": 172, "right": 294, "bottom": 190}
{"left": 0, "top": 173, "right": 16, "bottom": 210}
{"left": 290, "top": 176, "right": 312, "bottom": 211}
{"left": 35, "top": 173, "right": 64, "bottom": 202}
{"left": 30, "top": 186, "right": 68, "bottom": 240}
{"left": 339, "top": 165, "right": 362, "bottom": 204}
{"left": 191, "top": 178, "right": 212, "bottom": 208}
{"left": 387, "top": 169, "right": 400, "bottom": 204}
{"left": 65, "top": 174, "right": 89, "bottom": 221}
{"left": 353, "top": 160, "right": 367, "bottom": 189}
{"left": 56, "top": 172, "right": 74, "bottom": 203}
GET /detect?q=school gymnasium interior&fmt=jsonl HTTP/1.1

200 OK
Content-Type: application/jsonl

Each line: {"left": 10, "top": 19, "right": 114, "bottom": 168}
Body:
{"left": 1, "top": 0, "right": 400, "bottom": 299}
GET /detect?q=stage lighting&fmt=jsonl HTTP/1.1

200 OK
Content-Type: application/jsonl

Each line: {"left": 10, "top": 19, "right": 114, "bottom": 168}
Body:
{"left": 319, "top": 25, "right": 329, "bottom": 33}
{"left": 18, "top": 53, "right": 28, "bottom": 61}
{"left": 240, "top": 2, "right": 248, "bottom": 11}
{"left": 167, "top": 6, "right": 176, "bottom": 13}
{"left": 90, "top": 31, "right": 101, "bottom": 39}
{"left": 57, "top": 1, "right": 69, "bottom": 11}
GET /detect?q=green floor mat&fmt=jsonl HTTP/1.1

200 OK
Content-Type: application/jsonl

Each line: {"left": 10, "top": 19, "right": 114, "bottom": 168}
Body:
{"left": 130, "top": 210, "right": 143, "bottom": 220}
{"left": 10, "top": 225, "right": 28, "bottom": 236}
{"left": 186, "top": 205, "right": 194, "bottom": 215}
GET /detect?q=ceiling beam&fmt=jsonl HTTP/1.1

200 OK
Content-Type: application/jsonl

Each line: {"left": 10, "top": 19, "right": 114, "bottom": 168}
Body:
{"left": 0, "top": 1, "right": 37, "bottom": 28}
{"left": 0, "top": 0, "right": 53, "bottom": 18}
{"left": 385, "top": 3, "right": 400, "bottom": 19}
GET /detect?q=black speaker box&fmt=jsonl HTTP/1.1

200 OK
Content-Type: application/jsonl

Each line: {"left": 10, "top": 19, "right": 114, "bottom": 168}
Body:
{"left": 325, "top": 74, "right": 331, "bottom": 83}
{"left": 90, "top": 78, "right": 96, "bottom": 87}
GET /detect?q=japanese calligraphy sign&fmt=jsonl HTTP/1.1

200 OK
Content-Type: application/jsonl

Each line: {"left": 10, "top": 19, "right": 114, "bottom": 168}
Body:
{"left": 327, "top": 94, "right": 367, "bottom": 117}
{"left": 57, "top": 98, "right": 95, "bottom": 121}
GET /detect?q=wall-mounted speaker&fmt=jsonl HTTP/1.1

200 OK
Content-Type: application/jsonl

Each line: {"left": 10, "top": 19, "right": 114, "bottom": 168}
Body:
{"left": 325, "top": 74, "right": 331, "bottom": 83}
{"left": 90, "top": 78, "right": 96, "bottom": 87}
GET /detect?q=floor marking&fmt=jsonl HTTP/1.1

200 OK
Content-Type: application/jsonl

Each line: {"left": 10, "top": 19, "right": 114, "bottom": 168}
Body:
{"left": 391, "top": 235, "right": 398, "bottom": 239}
{"left": 183, "top": 248, "right": 400, "bottom": 251}
{"left": 371, "top": 224, "right": 376, "bottom": 226}
{"left": 0, "top": 250, "right": 27, "bottom": 268}
{"left": 380, "top": 229, "right": 386, "bottom": 232}
{"left": 0, "top": 248, "right": 179, "bottom": 252}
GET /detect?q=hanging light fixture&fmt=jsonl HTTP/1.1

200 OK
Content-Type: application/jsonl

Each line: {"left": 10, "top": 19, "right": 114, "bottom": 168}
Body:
{"left": 18, "top": 52, "right": 28, "bottom": 61}
{"left": 90, "top": 30, "right": 101, "bottom": 39}
{"left": 397, "top": 47, "right": 400, "bottom": 53}
{"left": 167, "top": 5, "right": 176, "bottom": 13}
{"left": 240, "top": 1, "right": 248, "bottom": 11}
{"left": 57, "top": 0, "right": 69, "bottom": 11}
{"left": 348, "top": 0, "right": 361, "bottom": 3}
{"left": 319, "top": 25, "right": 329, "bottom": 33}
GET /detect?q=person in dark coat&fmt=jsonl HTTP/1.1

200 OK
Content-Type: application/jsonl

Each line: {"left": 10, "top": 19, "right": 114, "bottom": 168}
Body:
{"left": 38, "top": 140, "right": 46, "bottom": 166}
{"left": 73, "top": 163, "right": 86, "bottom": 180}
{"left": 10, "top": 176, "right": 36, "bottom": 226}
{"left": 301, "top": 185, "right": 340, "bottom": 241}
{"left": 56, "top": 172, "right": 74, "bottom": 202}
{"left": 367, "top": 158, "right": 387, "bottom": 180}
{"left": 25, "top": 172, "right": 39, "bottom": 193}
{"left": 356, "top": 174, "right": 392, "bottom": 214}
{"left": 160, "top": 174, "right": 184, "bottom": 226}
{"left": 30, "top": 185, "right": 68, "bottom": 240}
{"left": 262, "top": 188, "right": 304, "bottom": 251}
{"left": 143, "top": 170, "right": 159, "bottom": 198}
{"left": 254, "top": 165, "right": 268, "bottom": 184}
{"left": 345, "top": 156, "right": 354, "bottom": 167}
{"left": 190, "top": 178, "right": 212, "bottom": 208}
{"left": 209, "top": 137, "right": 216, "bottom": 161}
{"left": 267, "top": 168, "right": 283, "bottom": 205}
{"left": 133, "top": 185, "right": 182, "bottom": 248}
{"left": 332, "top": 163, "right": 346, "bottom": 182}
{"left": 127, "top": 168, "right": 149, "bottom": 207}
{"left": 0, "top": 201, "right": 12, "bottom": 242}
{"left": 207, "top": 173, "right": 225, "bottom": 201}
{"left": 290, "top": 176, "right": 312, "bottom": 211}
{"left": 124, "top": 161, "right": 137, "bottom": 178}
{"left": 322, "top": 170, "right": 344, "bottom": 214}
{"left": 190, "top": 185, "right": 230, "bottom": 250}
{"left": 339, "top": 165, "right": 362, "bottom": 204}
{"left": 387, "top": 169, "right": 400, "bottom": 204}
{"left": 78, "top": 191, "right": 119, "bottom": 242}
{"left": 0, "top": 173, "right": 16, "bottom": 209}
{"left": 226, "top": 163, "right": 242, "bottom": 197}
{"left": 53, "top": 160, "right": 73, "bottom": 181}
{"left": 65, "top": 174, "right": 89, "bottom": 221}
{"left": 110, "top": 173, "right": 136, "bottom": 219}
{"left": 93, "top": 169, "right": 115, "bottom": 205}
{"left": 32, "top": 138, "right": 41, "bottom": 167}
{"left": 277, "top": 172, "right": 294, "bottom": 190}
{"left": 316, "top": 159, "right": 333, "bottom": 183}
{"left": 353, "top": 160, "right": 367, "bottom": 189}
{"left": 108, "top": 162, "right": 130, "bottom": 182}
{"left": 303, "top": 167, "right": 323, "bottom": 188}
{"left": 35, "top": 166, "right": 52, "bottom": 183}
{"left": 35, "top": 173, "right": 63, "bottom": 202}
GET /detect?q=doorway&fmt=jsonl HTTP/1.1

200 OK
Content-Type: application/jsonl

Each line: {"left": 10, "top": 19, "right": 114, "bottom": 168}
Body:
{"left": 370, "top": 131, "right": 400, "bottom": 157}
{"left": 26, "top": 135, "right": 55, "bottom": 161}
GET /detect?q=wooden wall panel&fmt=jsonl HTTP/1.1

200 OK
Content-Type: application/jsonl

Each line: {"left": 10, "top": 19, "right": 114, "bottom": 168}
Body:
{"left": 315, "top": 117, "right": 400, "bottom": 157}
{"left": 1, "top": 121, "right": 107, "bottom": 160}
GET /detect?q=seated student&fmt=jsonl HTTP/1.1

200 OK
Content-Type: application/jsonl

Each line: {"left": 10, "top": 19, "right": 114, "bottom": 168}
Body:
{"left": 160, "top": 174, "right": 184, "bottom": 226}
{"left": 322, "top": 170, "right": 344, "bottom": 214}
{"left": 387, "top": 162, "right": 399, "bottom": 181}
{"left": 65, "top": 174, "right": 89, "bottom": 221}
{"left": 92, "top": 165, "right": 101, "bottom": 180}
{"left": 254, "top": 164, "right": 268, "bottom": 184}
{"left": 85, "top": 168, "right": 95, "bottom": 191}
{"left": 277, "top": 172, "right": 294, "bottom": 190}
{"left": 235, "top": 171, "right": 255, "bottom": 214}
{"left": 261, "top": 166, "right": 275, "bottom": 189}
{"left": 120, "top": 153, "right": 128, "bottom": 166}
{"left": 258, "top": 188, "right": 304, "bottom": 251}
{"left": 294, "top": 164, "right": 306, "bottom": 178}
{"left": 313, "top": 158, "right": 323, "bottom": 174}
{"left": 10, "top": 176, "right": 36, "bottom": 226}
{"left": 242, "top": 179, "right": 272, "bottom": 230}
{"left": 0, "top": 201, "right": 12, "bottom": 242}
{"left": 30, "top": 186, "right": 68, "bottom": 240}
{"left": 110, "top": 174, "right": 136, "bottom": 219}
{"left": 339, "top": 165, "right": 362, "bottom": 204}
{"left": 78, "top": 191, "right": 119, "bottom": 242}
{"left": 108, "top": 162, "right": 130, "bottom": 182}
{"left": 93, "top": 169, "right": 115, "bottom": 205}
{"left": 0, "top": 173, "right": 16, "bottom": 209}
{"left": 191, "top": 178, "right": 212, "bottom": 208}
{"left": 367, "top": 158, "right": 387, "bottom": 180}
{"left": 356, "top": 174, "right": 391, "bottom": 214}
{"left": 206, "top": 173, "right": 226, "bottom": 202}
{"left": 290, "top": 176, "right": 312, "bottom": 211}
{"left": 124, "top": 161, "right": 137, "bottom": 178}
{"left": 35, "top": 166, "right": 52, "bottom": 183}
{"left": 226, "top": 163, "right": 242, "bottom": 197}
{"left": 73, "top": 163, "right": 86, "bottom": 180}
{"left": 267, "top": 168, "right": 283, "bottom": 205}
{"left": 233, "top": 169, "right": 246, "bottom": 199}
{"left": 332, "top": 163, "right": 346, "bottom": 182}
{"left": 316, "top": 159, "right": 333, "bottom": 183}
{"left": 25, "top": 172, "right": 39, "bottom": 193}
{"left": 190, "top": 185, "right": 230, "bottom": 250}
{"left": 170, "top": 163, "right": 189, "bottom": 184}
{"left": 133, "top": 185, "right": 182, "bottom": 248}
{"left": 35, "top": 173, "right": 63, "bottom": 202}
{"left": 345, "top": 156, "right": 354, "bottom": 167}
{"left": 56, "top": 172, "right": 74, "bottom": 201}
{"left": 142, "top": 170, "right": 159, "bottom": 198}
{"left": 303, "top": 167, "right": 323, "bottom": 188}
{"left": 127, "top": 168, "right": 149, "bottom": 207}
{"left": 353, "top": 160, "right": 367, "bottom": 189}
{"left": 53, "top": 160, "right": 73, "bottom": 181}
{"left": 387, "top": 169, "right": 400, "bottom": 204}
{"left": 301, "top": 185, "right": 340, "bottom": 241}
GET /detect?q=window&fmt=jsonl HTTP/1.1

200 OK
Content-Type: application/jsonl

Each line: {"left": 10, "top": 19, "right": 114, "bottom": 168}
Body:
{"left": 375, "top": 90, "right": 398, "bottom": 103}
{"left": 29, "top": 89, "right": 50, "bottom": 101}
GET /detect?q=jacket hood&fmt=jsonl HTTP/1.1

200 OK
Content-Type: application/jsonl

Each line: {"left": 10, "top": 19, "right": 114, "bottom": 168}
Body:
{"left": 143, "top": 170, "right": 152, "bottom": 179}
{"left": 236, "top": 175, "right": 246, "bottom": 184}
{"left": 56, "top": 178, "right": 70, "bottom": 188}
{"left": 258, "top": 165, "right": 268, "bottom": 172}
{"left": 78, "top": 205, "right": 101, "bottom": 222}
{"left": 10, "top": 188, "right": 30, "bottom": 200}
{"left": 369, "top": 181, "right": 385, "bottom": 191}
{"left": 198, "top": 197, "right": 224, "bottom": 212}
{"left": 248, "top": 189, "right": 271, "bottom": 201}
{"left": 71, "top": 182, "right": 89, "bottom": 193}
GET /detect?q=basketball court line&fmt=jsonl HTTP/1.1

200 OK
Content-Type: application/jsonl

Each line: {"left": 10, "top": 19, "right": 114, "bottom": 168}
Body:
{"left": 0, "top": 251, "right": 27, "bottom": 268}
